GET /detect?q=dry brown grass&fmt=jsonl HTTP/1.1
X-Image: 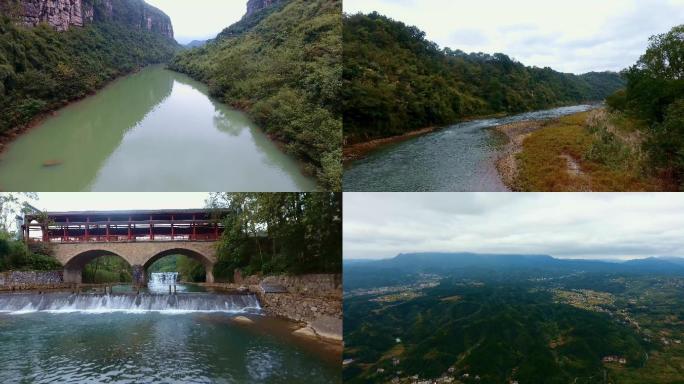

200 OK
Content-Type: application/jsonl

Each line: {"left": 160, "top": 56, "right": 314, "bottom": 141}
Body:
{"left": 510, "top": 111, "right": 666, "bottom": 191}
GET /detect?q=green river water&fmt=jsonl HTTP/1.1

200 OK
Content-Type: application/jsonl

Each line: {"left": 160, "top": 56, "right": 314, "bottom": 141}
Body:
{"left": 0, "top": 66, "right": 316, "bottom": 191}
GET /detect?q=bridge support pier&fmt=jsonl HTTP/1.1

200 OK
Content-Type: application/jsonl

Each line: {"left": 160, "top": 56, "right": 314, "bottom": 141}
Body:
{"left": 132, "top": 265, "right": 146, "bottom": 286}
{"left": 63, "top": 267, "right": 82, "bottom": 284}
{"left": 206, "top": 264, "right": 214, "bottom": 284}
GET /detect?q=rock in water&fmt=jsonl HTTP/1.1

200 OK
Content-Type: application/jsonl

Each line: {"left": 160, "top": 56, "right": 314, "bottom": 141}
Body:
{"left": 232, "top": 316, "right": 254, "bottom": 324}
{"left": 42, "top": 159, "right": 63, "bottom": 167}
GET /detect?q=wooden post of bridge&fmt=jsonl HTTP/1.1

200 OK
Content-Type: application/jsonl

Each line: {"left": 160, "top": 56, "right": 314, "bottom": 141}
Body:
{"left": 106, "top": 217, "right": 110, "bottom": 242}
{"left": 85, "top": 216, "right": 89, "bottom": 242}
{"left": 128, "top": 216, "right": 132, "bottom": 241}
{"left": 149, "top": 215, "right": 154, "bottom": 241}
{"left": 192, "top": 214, "right": 196, "bottom": 240}
{"left": 171, "top": 215, "right": 175, "bottom": 240}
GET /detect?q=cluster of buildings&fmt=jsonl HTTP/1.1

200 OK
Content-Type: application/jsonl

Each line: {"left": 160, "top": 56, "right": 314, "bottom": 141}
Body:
{"left": 381, "top": 366, "right": 484, "bottom": 384}
{"left": 601, "top": 356, "right": 627, "bottom": 364}
{"left": 345, "top": 274, "right": 441, "bottom": 299}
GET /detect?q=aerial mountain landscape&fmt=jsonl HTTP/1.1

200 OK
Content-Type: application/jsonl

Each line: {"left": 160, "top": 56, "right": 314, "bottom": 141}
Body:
{"left": 343, "top": 192, "right": 684, "bottom": 384}
{"left": 344, "top": 252, "right": 684, "bottom": 384}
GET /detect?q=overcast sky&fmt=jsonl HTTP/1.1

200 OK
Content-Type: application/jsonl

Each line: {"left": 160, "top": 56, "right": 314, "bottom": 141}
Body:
{"left": 343, "top": 0, "right": 684, "bottom": 74}
{"left": 344, "top": 193, "right": 684, "bottom": 261}
{"left": 32, "top": 193, "right": 210, "bottom": 212}
{"left": 146, "top": 0, "right": 247, "bottom": 44}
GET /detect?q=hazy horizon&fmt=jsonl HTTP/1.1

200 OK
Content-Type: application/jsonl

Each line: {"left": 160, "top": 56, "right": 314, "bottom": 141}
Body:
{"left": 146, "top": 0, "right": 247, "bottom": 44}
{"left": 345, "top": 252, "right": 681, "bottom": 262}
{"left": 343, "top": 0, "right": 684, "bottom": 74}
{"left": 344, "top": 193, "right": 684, "bottom": 260}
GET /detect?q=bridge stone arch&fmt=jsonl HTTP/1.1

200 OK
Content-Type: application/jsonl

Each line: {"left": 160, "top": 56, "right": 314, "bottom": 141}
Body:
{"left": 61, "top": 249, "right": 133, "bottom": 284}
{"left": 54, "top": 241, "right": 217, "bottom": 285}
{"left": 144, "top": 247, "right": 217, "bottom": 284}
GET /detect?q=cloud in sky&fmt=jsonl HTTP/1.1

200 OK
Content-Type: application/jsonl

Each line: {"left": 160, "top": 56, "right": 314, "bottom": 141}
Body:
{"left": 343, "top": 0, "right": 684, "bottom": 74}
{"left": 343, "top": 193, "right": 684, "bottom": 260}
{"left": 145, "top": 0, "right": 247, "bottom": 44}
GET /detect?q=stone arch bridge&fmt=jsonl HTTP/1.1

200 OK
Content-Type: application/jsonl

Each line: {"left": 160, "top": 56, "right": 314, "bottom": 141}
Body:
{"left": 23, "top": 209, "right": 226, "bottom": 285}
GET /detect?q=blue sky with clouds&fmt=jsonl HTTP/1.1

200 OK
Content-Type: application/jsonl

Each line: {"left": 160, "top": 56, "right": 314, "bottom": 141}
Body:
{"left": 344, "top": 0, "right": 684, "bottom": 74}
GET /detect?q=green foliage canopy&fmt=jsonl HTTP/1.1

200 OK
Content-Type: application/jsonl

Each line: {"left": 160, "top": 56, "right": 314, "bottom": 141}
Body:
{"left": 207, "top": 192, "right": 341, "bottom": 280}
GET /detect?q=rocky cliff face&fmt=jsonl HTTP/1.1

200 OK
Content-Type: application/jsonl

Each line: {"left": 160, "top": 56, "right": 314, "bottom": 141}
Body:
{"left": 13, "top": 0, "right": 173, "bottom": 39}
{"left": 245, "top": 0, "right": 285, "bottom": 17}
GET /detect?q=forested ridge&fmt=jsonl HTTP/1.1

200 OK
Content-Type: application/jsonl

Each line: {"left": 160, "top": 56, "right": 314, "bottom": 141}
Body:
{"left": 0, "top": 1, "right": 179, "bottom": 135}
{"left": 343, "top": 12, "right": 625, "bottom": 144}
{"left": 170, "top": 0, "right": 342, "bottom": 190}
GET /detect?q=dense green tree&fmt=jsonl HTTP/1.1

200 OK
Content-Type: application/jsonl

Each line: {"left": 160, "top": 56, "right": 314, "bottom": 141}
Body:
{"left": 207, "top": 192, "right": 341, "bottom": 280}
{"left": 343, "top": 12, "right": 625, "bottom": 144}
{"left": 170, "top": 0, "right": 342, "bottom": 190}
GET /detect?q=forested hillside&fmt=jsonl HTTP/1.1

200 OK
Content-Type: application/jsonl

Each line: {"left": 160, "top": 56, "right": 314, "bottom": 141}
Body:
{"left": 343, "top": 12, "right": 625, "bottom": 144}
{"left": 0, "top": 0, "right": 178, "bottom": 135}
{"left": 170, "top": 0, "right": 342, "bottom": 190}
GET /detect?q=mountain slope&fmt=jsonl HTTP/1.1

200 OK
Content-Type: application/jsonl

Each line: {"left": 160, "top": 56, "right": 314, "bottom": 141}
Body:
{"left": 0, "top": 0, "right": 178, "bottom": 135}
{"left": 169, "top": 0, "right": 342, "bottom": 190}
{"left": 343, "top": 12, "right": 626, "bottom": 144}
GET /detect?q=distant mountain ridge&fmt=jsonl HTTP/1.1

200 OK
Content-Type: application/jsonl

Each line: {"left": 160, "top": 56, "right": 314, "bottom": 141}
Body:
{"left": 344, "top": 252, "right": 684, "bottom": 290}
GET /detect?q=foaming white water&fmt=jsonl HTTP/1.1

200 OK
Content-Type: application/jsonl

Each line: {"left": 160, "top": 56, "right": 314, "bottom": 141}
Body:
{"left": 0, "top": 292, "right": 261, "bottom": 315}
{"left": 148, "top": 272, "right": 179, "bottom": 293}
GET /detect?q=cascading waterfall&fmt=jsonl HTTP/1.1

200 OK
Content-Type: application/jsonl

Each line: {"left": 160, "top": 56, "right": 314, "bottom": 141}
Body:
{"left": 148, "top": 272, "right": 179, "bottom": 293}
{"left": 0, "top": 292, "right": 261, "bottom": 314}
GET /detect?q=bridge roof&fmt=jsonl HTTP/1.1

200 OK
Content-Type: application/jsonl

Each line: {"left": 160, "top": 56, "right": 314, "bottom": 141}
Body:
{"left": 26, "top": 209, "right": 231, "bottom": 223}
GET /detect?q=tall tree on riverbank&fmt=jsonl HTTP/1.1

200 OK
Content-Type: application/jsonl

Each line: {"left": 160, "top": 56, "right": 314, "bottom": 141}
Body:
{"left": 207, "top": 192, "right": 341, "bottom": 280}
{"left": 607, "top": 24, "right": 684, "bottom": 188}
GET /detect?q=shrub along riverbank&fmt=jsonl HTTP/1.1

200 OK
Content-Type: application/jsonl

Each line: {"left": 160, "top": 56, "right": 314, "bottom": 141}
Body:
{"left": 0, "top": 17, "right": 179, "bottom": 136}
{"left": 170, "top": 0, "right": 342, "bottom": 190}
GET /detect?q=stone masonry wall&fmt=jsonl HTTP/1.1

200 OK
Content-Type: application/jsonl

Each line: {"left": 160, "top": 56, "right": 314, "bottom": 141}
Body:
{"left": 0, "top": 270, "right": 64, "bottom": 289}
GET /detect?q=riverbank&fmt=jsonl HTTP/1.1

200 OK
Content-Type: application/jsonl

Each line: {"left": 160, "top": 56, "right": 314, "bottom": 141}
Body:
{"left": 343, "top": 127, "right": 437, "bottom": 163}
{"left": 0, "top": 65, "right": 150, "bottom": 162}
{"left": 343, "top": 112, "right": 509, "bottom": 164}
{"left": 201, "top": 273, "right": 342, "bottom": 343}
{"left": 496, "top": 109, "right": 671, "bottom": 191}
